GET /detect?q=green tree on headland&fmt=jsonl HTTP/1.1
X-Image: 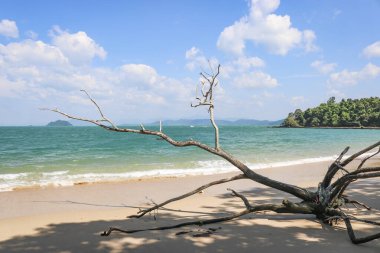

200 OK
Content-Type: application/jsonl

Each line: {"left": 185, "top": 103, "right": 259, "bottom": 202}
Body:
{"left": 282, "top": 97, "right": 380, "bottom": 127}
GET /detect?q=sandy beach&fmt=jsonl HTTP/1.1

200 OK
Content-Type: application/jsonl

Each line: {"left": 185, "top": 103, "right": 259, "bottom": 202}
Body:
{"left": 1, "top": 160, "right": 379, "bottom": 252}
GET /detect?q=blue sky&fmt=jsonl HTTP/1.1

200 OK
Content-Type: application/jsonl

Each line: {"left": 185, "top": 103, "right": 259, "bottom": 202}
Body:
{"left": 0, "top": 0, "right": 379, "bottom": 125}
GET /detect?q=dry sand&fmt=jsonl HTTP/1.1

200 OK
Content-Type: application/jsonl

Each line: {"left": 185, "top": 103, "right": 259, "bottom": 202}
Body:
{"left": 0, "top": 160, "right": 379, "bottom": 252}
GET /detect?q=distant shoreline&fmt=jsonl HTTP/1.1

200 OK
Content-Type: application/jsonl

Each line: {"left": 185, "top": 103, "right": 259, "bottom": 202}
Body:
{"left": 273, "top": 126, "right": 380, "bottom": 129}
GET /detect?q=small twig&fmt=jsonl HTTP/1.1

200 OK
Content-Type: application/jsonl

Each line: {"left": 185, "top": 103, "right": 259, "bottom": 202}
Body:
{"left": 343, "top": 198, "right": 371, "bottom": 210}
{"left": 227, "top": 188, "right": 252, "bottom": 210}
{"left": 80, "top": 89, "right": 118, "bottom": 129}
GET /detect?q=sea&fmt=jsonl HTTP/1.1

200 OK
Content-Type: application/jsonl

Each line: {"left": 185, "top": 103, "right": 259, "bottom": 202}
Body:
{"left": 0, "top": 125, "right": 379, "bottom": 192}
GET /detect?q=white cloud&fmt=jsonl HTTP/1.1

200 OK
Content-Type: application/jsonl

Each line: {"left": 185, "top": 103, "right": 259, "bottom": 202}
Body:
{"left": 0, "top": 75, "right": 26, "bottom": 97}
{"left": 0, "top": 29, "right": 194, "bottom": 112}
{"left": 50, "top": 26, "right": 106, "bottom": 65}
{"left": 185, "top": 47, "right": 200, "bottom": 59}
{"left": 26, "top": 30, "right": 38, "bottom": 40}
{"left": 184, "top": 47, "right": 277, "bottom": 92}
{"left": 120, "top": 64, "right": 158, "bottom": 85}
{"left": 327, "top": 88, "right": 345, "bottom": 99}
{"left": 0, "top": 19, "right": 19, "bottom": 38}
{"left": 311, "top": 60, "right": 337, "bottom": 74}
{"left": 0, "top": 40, "right": 69, "bottom": 67}
{"left": 328, "top": 63, "right": 380, "bottom": 86}
{"left": 233, "top": 71, "right": 278, "bottom": 88}
{"left": 217, "top": 0, "right": 316, "bottom": 55}
{"left": 303, "top": 30, "right": 318, "bottom": 52}
{"left": 250, "top": 91, "right": 284, "bottom": 107}
{"left": 363, "top": 41, "right": 380, "bottom": 58}
{"left": 233, "top": 56, "right": 265, "bottom": 70}
{"left": 290, "top": 96, "right": 305, "bottom": 106}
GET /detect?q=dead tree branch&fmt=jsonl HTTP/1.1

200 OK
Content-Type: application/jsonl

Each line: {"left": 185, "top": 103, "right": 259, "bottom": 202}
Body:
{"left": 192, "top": 64, "right": 221, "bottom": 150}
{"left": 44, "top": 92, "right": 314, "bottom": 202}
{"left": 45, "top": 65, "right": 380, "bottom": 244}
{"left": 129, "top": 174, "right": 247, "bottom": 218}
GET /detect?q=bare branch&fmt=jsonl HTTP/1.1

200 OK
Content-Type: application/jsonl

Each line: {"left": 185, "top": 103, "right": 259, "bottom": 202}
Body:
{"left": 191, "top": 63, "right": 221, "bottom": 150}
{"left": 80, "top": 89, "right": 118, "bottom": 129}
{"left": 337, "top": 146, "right": 350, "bottom": 163}
{"left": 332, "top": 171, "right": 380, "bottom": 191}
{"left": 322, "top": 142, "right": 380, "bottom": 188}
{"left": 343, "top": 217, "right": 380, "bottom": 244}
{"left": 343, "top": 197, "right": 371, "bottom": 210}
{"left": 41, "top": 108, "right": 112, "bottom": 129}
{"left": 330, "top": 171, "right": 380, "bottom": 201}
{"left": 102, "top": 199, "right": 315, "bottom": 236}
{"left": 356, "top": 147, "right": 380, "bottom": 170}
{"left": 102, "top": 209, "right": 252, "bottom": 236}
{"left": 129, "top": 174, "right": 247, "bottom": 219}
{"left": 341, "top": 141, "right": 380, "bottom": 167}
{"left": 227, "top": 188, "right": 252, "bottom": 210}
{"left": 321, "top": 146, "right": 350, "bottom": 188}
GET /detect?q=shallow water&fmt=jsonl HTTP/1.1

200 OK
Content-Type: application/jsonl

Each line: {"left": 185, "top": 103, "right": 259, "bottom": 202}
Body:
{"left": 0, "top": 126, "right": 379, "bottom": 191}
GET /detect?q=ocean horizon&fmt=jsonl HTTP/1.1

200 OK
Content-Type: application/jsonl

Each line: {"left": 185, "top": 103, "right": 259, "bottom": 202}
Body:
{"left": 1, "top": 125, "right": 379, "bottom": 192}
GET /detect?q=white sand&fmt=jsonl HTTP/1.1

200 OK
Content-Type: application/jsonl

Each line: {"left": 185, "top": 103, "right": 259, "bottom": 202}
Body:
{"left": 0, "top": 160, "right": 379, "bottom": 252}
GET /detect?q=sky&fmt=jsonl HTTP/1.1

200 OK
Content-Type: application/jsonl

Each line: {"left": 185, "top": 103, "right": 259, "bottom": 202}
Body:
{"left": 0, "top": 0, "right": 380, "bottom": 125}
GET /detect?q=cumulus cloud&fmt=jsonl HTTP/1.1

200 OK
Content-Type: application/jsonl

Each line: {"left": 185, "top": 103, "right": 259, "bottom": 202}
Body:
{"left": 233, "top": 71, "right": 278, "bottom": 88}
{"left": 233, "top": 56, "right": 265, "bottom": 70}
{"left": 120, "top": 64, "right": 158, "bottom": 86}
{"left": 0, "top": 27, "right": 194, "bottom": 113}
{"left": 184, "top": 45, "right": 277, "bottom": 92}
{"left": 0, "top": 75, "right": 26, "bottom": 97}
{"left": 0, "top": 39, "right": 69, "bottom": 67}
{"left": 0, "top": 19, "right": 19, "bottom": 38}
{"left": 328, "top": 63, "right": 380, "bottom": 86}
{"left": 217, "top": 0, "right": 316, "bottom": 55}
{"left": 50, "top": 26, "right": 107, "bottom": 65}
{"left": 311, "top": 60, "right": 337, "bottom": 74}
{"left": 363, "top": 41, "right": 380, "bottom": 58}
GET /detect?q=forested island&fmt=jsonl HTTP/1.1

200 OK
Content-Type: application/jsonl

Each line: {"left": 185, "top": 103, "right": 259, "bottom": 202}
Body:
{"left": 282, "top": 97, "right": 380, "bottom": 128}
{"left": 46, "top": 120, "right": 72, "bottom": 127}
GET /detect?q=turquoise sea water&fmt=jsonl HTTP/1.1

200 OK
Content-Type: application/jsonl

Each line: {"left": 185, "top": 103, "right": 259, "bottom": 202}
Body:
{"left": 0, "top": 126, "right": 379, "bottom": 191}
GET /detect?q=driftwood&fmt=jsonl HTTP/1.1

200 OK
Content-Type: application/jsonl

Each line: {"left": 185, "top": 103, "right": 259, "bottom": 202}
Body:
{"left": 44, "top": 64, "right": 380, "bottom": 244}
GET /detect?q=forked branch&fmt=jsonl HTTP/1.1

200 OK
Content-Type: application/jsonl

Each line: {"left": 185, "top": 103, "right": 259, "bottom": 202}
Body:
{"left": 129, "top": 174, "right": 247, "bottom": 218}
{"left": 44, "top": 65, "right": 380, "bottom": 245}
{"left": 192, "top": 63, "right": 221, "bottom": 150}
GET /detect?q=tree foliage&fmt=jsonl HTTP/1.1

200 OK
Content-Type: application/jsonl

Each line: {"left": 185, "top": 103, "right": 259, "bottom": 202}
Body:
{"left": 282, "top": 97, "right": 380, "bottom": 127}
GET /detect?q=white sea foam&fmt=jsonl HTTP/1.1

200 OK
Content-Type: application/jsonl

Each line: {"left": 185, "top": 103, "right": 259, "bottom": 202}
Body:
{"left": 0, "top": 173, "right": 29, "bottom": 180}
{"left": 1, "top": 152, "right": 378, "bottom": 192}
{"left": 42, "top": 170, "right": 69, "bottom": 176}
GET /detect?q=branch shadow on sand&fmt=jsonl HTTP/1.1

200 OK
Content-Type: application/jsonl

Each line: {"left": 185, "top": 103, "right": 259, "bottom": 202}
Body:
{"left": 1, "top": 180, "right": 380, "bottom": 253}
